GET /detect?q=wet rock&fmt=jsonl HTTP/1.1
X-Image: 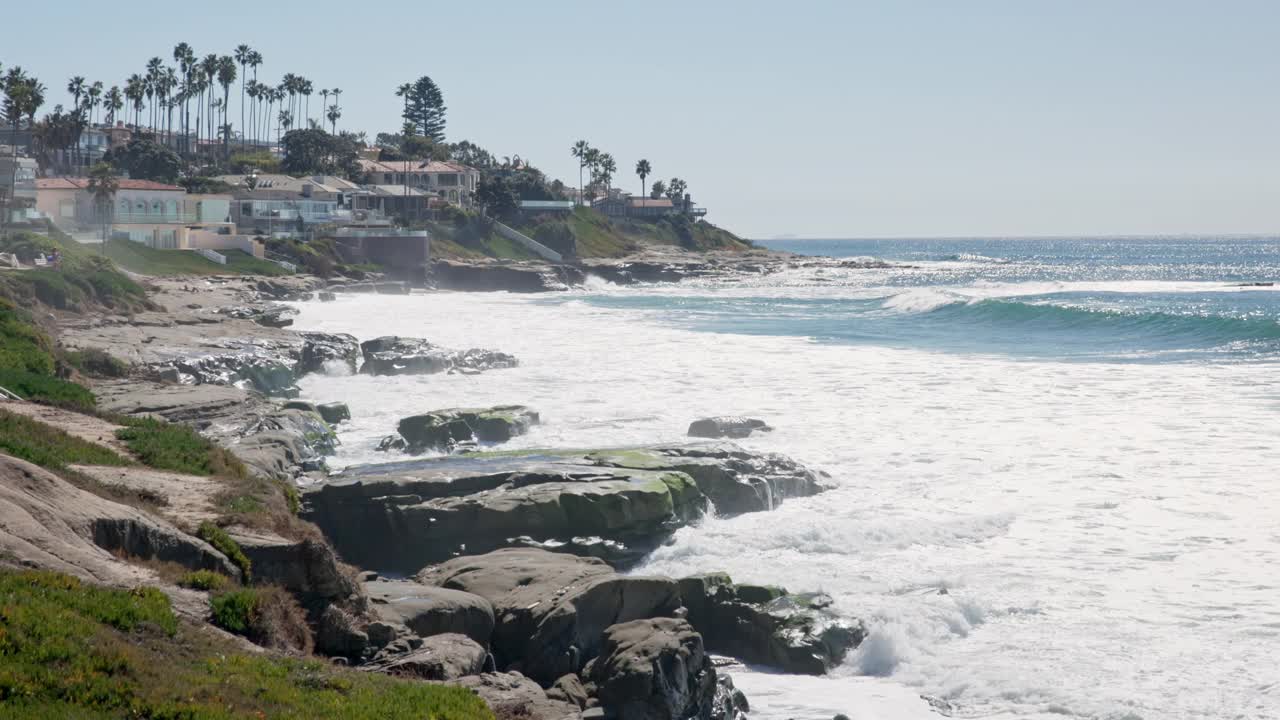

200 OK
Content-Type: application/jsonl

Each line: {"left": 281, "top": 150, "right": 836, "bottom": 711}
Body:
{"left": 317, "top": 402, "right": 351, "bottom": 425}
{"left": 431, "top": 259, "right": 585, "bottom": 293}
{"left": 318, "top": 291, "right": 337, "bottom": 302}
{"left": 255, "top": 304, "right": 298, "bottom": 328}
{"left": 231, "top": 409, "right": 339, "bottom": 478}
{"left": 586, "top": 443, "right": 830, "bottom": 516}
{"left": 283, "top": 400, "right": 318, "bottom": 413}
{"left": 678, "top": 573, "right": 864, "bottom": 675}
{"left": 374, "top": 281, "right": 411, "bottom": 295}
{"left": 395, "top": 406, "right": 539, "bottom": 453}
{"left": 297, "top": 332, "right": 361, "bottom": 376}
{"left": 364, "top": 578, "right": 495, "bottom": 645}
{"left": 169, "top": 353, "right": 301, "bottom": 398}
{"left": 366, "top": 621, "right": 400, "bottom": 649}
{"left": 358, "top": 336, "right": 518, "bottom": 377}
{"left": 713, "top": 674, "right": 749, "bottom": 720}
{"left": 687, "top": 417, "right": 772, "bottom": 439}
{"left": 375, "top": 435, "right": 407, "bottom": 453}
{"left": 588, "top": 617, "right": 717, "bottom": 720}
{"left": 305, "top": 455, "right": 707, "bottom": 572}
{"left": 418, "top": 548, "right": 682, "bottom": 684}
{"left": 303, "top": 443, "right": 825, "bottom": 572}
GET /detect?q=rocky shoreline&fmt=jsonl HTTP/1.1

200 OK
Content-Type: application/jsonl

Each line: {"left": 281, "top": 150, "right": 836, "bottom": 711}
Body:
{"left": 28, "top": 254, "right": 886, "bottom": 719}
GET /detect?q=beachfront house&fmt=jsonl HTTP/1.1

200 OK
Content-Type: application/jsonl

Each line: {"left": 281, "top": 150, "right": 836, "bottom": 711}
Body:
{"left": 35, "top": 177, "right": 243, "bottom": 251}
{"left": 0, "top": 155, "right": 39, "bottom": 224}
{"left": 592, "top": 193, "right": 708, "bottom": 219}
{"left": 356, "top": 159, "right": 480, "bottom": 207}
{"left": 215, "top": 174, "right": 374, "bottom": 233}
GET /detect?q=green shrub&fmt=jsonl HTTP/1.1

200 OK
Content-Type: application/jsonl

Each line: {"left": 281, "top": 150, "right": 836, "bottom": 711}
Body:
{"left": 0, "top": 297, "right": 55, "bottom": 375}
{"left": 116, "top": 417, "right": 247, "bottom": 478}
{"left": 196, "top": 521, "right": 252, "bottom": 581}
{"left": 0, "top": 409, "right": 129, "bottom": 470}
{"left": 177, "top": 570, "right": 230, "bottom": 592}
{"left": 0, "top": 369, "right": 97, "bottom": 411}
{"left": 211, "top": 588, "right": 258, "bottom": 634}
{"left": 65, "top": 347, "right": 130, "bottom": 378}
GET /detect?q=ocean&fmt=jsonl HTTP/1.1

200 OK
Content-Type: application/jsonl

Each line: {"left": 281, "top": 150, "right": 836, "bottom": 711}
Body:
{"left": 290, "top": 236, "right": 1280, "bottom": 720}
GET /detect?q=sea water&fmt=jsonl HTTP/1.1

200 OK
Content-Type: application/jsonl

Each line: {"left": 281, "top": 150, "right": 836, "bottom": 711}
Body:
{"left": 290, "top": 237, "right": 1280, "bottom": 720}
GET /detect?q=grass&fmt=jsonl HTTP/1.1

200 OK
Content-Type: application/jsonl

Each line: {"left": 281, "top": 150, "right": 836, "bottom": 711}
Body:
{"left": 102, "top": 239, "right": 228, "bottom": 276}
{"left": 0, "top": 297, "right": 56, "bottom": 376}
{"left": 1, "top": 229, "right": 151, "bottom": 312}
{"left": 0, "top": 369, "right": 97, "bottom": 412}
{"left": 115, "top": 417, "right": 248, "bottom": 478}
{"left": 196, "top": 522, "right": 251, "bottom": 581}
{"left": 0, "top": 569, "right": 495, "bottom": 720}
{"left": 177, "top": 570, "right": 230, "bottom": 592}
{"left": 0, "top": 409, "right": 130, "bottom": 470}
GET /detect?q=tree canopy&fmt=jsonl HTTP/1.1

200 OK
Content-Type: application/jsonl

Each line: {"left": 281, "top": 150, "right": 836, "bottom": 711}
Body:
{"left": 103, "top": 138, "right": 182, "bottom": 184}
{"left": 401, "top": 76, "right": 446, "bottom": 142}
{"left": 474, "top": 176, "right": 518, "bottom": 219}
{"left": 279, "top": 128, "right": 360, "bottom": 178}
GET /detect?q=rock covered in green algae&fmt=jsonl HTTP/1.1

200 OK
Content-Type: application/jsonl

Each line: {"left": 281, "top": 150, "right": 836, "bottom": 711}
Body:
{"left": 302, "top": 443, "right": 829, "bottom": 573}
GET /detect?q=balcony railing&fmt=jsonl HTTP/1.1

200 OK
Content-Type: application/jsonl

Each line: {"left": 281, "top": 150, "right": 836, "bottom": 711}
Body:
{"left": 111, "top": 211, "right": 197, "bottom": 224}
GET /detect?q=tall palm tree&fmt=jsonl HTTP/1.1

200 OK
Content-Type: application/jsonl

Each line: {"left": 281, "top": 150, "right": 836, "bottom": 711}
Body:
{"left": 233, "top": 44, "right": 251, "bottom": 148}
{"left": 598, "top": 153, "right": 617, "bottom": 195}
{"left": 327, "top": 103, "right": 341, "bottom": 135}
{"left": 66, "top": 76, "right": 85, "bottom": 115}
{"left": 300, "top": 79, "right": 313, "bottom": 126}
{"left": 104, "top": 86, "right": 123, "bottom": 125}
{"left": 87, "top": 82, "right": 103, "bottom": 125}
{"left": 145, "top": 57, "right": 163, "bottom": 130}
{"left": 216, "top": 56, "right": 236, "bottom": 155}
{"left": 396, "top": 83, "right": 412, "bottom": 126}
{"left": 201, "top": 54, "right": 218, "bottom": 144}
{"left": 124, "top": 74, "right": 144, "bottom": 127}
{"left": 635, "top": 159, "right": 651, "bottom": 201}
{"left": 571, "top": 141, "right": 590, "bottom": 206}
{"left": 161, "top": 67, "right": 178, "bottom": 144}
{"left": 172, "top": 43, "right": 195, "bottom": 152}
{"left": 86, "top": 162, "right": 118, "bottom": 241}
{"left": 319, "top": 89, "right": 330, "bottom": 126}
{"left": 247, "top": 50, "right": 263, "bottom": 144}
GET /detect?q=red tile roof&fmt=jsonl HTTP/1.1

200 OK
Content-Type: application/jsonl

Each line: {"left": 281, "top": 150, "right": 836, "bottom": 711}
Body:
{"left": 628, "top": 198, "right": 674, "bottom": 208}
{"left": 35, "top": 177, "right": 184, "bottom": 191}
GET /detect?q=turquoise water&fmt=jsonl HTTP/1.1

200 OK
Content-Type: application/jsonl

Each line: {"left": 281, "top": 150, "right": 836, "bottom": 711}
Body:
{"left": 579, "top": 237, "right": 1280, "bottom": 362}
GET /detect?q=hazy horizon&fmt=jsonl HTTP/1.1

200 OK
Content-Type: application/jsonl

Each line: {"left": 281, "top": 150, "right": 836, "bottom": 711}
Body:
{"left": 6, "top": 0, "right": 1279, "bottom": 238}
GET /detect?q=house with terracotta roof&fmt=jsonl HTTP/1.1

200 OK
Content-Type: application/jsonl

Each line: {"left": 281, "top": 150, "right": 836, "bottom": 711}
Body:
{"left": 356, "top": 159, "right": 480, "bottom": 207}
{"left": 592, "top": 193, "right": 708, "bottom": 219}
{"left": 35, "top": 177, "right": 238, "bottom": 250}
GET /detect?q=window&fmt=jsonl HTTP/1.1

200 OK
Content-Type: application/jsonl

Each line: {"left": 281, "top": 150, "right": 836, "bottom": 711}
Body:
{"left": 241, "top": 202, "right": 253, "bottom": 217}
{"left": 119, "top": 199, "right": 130, "bottom": 216}
{"left": 167, "top": 199, "right": 179, "bottom": 218}
{"left": 152, "top": 201, "right": 164, "bottom": 216}
{"left": 135, "top": 200, "right": 147, "bottom": 215}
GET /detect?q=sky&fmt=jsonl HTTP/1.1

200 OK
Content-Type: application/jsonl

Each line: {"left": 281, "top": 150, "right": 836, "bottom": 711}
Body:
{"left": 5, "top": 1, "right": 1279, "bottom": 238}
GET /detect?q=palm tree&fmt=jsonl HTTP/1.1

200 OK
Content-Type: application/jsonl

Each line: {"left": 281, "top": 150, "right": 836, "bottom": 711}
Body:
{"left": 201, "top": 54, "right": 218, "bottom": 144}
{"left": 172, "top": 43, "right": 195, "bottom": 152}
{"left": 161, "top": 67, "right": 178, "bottom": 144}
{"left": 66, "top": 76, "right": 85, "bottom": 116}
{"left": 247, "top": 50, "right": 263, "bottom": 144}
{"left": 597, "top": 152, "right": 616, "bottom": 195}
{"left": 216, "top": 56, "right": 236, "bottom": 155}
{"left": 635, "top": 159, "right": 651, "bottom": 201}
{"left": 396, "top": 83, "right": 412, "bottom": 126}
{"left": 327, "top": 103, "right": 341, "bottom": 135}
{"left": 571, "top": 140, "right": 590, "bottom": 206}
{"left": 87, "top": 82, "right": 103, "bottom": 125}
{"left": 145, "top": 57, "right": 163, "bottom": 129}
{"left": 124, "top": 74, "right": 144, "bottom": 127}
{"left": 234, "top": 44, "right": 251, "bottom": 148}
{"left": 86, "top": 162, "right": 118, "bottom": 242}
{"left": 300, "top": 79, "right": 313, "bottom": 126}
{"left": 104, "top": 86, "right": 123, "bottom": 125}
{"left": 319, "top": 89, "right": 330, "bottom": 126}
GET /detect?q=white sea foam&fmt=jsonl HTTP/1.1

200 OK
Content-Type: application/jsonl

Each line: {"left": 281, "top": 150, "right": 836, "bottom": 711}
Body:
{"left": 289, "top": 288, "right": 1280, "bottom": 720}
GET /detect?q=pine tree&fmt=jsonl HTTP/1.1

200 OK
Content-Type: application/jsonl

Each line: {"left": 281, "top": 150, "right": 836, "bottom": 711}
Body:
{"left": 401, "top": 76, "right": 447, "bottom": 142}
